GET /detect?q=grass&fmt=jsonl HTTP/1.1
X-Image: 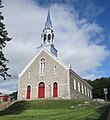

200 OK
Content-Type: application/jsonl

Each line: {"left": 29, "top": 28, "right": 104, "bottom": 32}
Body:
{"left": 0, "top": 100, "right": 109, "bottom": 120}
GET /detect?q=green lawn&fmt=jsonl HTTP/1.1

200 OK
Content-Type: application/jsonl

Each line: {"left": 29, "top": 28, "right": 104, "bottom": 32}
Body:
{"left": 0, "top": 100, "right": 109, "bottom": 120}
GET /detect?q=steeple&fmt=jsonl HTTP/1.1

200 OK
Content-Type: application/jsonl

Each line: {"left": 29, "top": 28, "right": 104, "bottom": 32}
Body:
{"left": 45, "top": 10, "right": 52, "bottom": 29}
{"left": 40, "top": 10, "right": 58, "bottom": 57}
{"left": 41, "top": 10, "right": 54, "bottom": 45}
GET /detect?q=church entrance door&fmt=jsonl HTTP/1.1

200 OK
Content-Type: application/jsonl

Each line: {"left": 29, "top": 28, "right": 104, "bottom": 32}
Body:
{"left": 38, "top": 82, "right": 45, "bottom": 98}
{"left": 26, "top": 85, "right": 31, "bottom": 99}
{"left": 53, "top": 82, "right": 58, "bottom": 97}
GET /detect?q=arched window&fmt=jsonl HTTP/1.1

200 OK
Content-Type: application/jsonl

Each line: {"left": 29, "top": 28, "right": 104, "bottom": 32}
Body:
{"left": 52, "top": 33, "right": 54, "bottom": 39}
{"left": 54, "top": 66, "right": 56, "bottom": 74}
{"left": 74, "top": 79, "right": 76, "bottom": 90}
{"left": 78, "top": 82, "right": 80, "bottom": 92}
{"left": 28, "top": 70, "right": 31, "bottom": 78}
{"left": 39, "top": 58, "right": 45, "bottom": 74}
{"left": 38, "top": 82, "right": 45, "bottom": 98}
{"left": 48, "top": 34, "right": 51, "bottom": 42}
{"left": 53, "top": 82, "right": 58, "bottom": 97}
{"left": 87, "top": 88, "right": 89, "bottom": 97}
{"left": 81, "top": 84, "right": 84, "bottom": 94}
{"left": 44, "top": 34, "right": 46, "bottom": 43}
{"left": 26, "top": 85, "right": 31, "bottom": 99}
{"left": 90, "top": 90, "right": 92, "bottom": 98}
{"left": 85, "top": 86, "right": 87, "bottom": 95}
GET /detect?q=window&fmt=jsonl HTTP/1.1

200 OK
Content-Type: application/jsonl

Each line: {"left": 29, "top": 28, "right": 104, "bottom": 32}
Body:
{"left": 28, "top": 70, "right": 31, "bottom": 78}
{"left": 87, "top": 89, "right": 89, "bottom": 97}
{"left": 44, "top": 34, "right": 46, "bottom": 42}
{"left": 74, "top": 79, "right": 76, "bottom": 90}
{"left": 78, "top": 82, "right": 80, "bottom": 92}
{"left": 48, "top": 34, "right": 51, "bottom": 42}
{"left": 82, "top": 84, "right": 84, "bottom": 94}
{"left": 90, "top": 90, "right": 92, "bottom": 98}
{"left": 54, "top": 66, "right": 56, "bottom": 74}
{"left": 39, "top": 58, "right": 45, "bottom": 74}
{"left": 85, "top": 86, "right": 87, "bottom": 95}
{"left": 52, "top": 33, "right": 54, "bottom": 39}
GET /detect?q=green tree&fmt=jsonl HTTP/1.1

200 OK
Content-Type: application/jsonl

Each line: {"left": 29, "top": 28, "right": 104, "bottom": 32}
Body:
{"left": 9, "top": 91, "right": 18, "bottom": 100}
{"left": 0, "top": 0, "right": 11, "bottom": 80}
{"left": 86, "top": 77, "right": 110, "bottom": 100}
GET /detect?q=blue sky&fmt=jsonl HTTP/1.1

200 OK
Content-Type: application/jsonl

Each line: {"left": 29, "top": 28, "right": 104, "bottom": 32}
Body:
{"left": 0, "top": 0, "right": 110, "bottom": 93}
{"left": 36, "top": 0, "right": 110, "bottom": 46}
{"left": 35, "top": 0, "right": 110, "bottom": 77}
{"left": 36, "top": 0, "right": 110, "bottom": 42}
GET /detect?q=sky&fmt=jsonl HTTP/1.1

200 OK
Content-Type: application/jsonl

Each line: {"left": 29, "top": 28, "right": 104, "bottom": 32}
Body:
{"left": 0, "top": 0, "right": 110, "bottom": 94}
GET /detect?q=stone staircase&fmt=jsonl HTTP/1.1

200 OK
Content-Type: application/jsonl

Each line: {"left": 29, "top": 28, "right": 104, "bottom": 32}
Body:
{"left": 0, "top": 100, "right": 16, "bottom": 111}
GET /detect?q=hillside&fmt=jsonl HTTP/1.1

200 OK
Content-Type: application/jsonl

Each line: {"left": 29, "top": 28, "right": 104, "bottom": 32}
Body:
{"left": 0, "top": 100, "right": 109, "bottom": 120}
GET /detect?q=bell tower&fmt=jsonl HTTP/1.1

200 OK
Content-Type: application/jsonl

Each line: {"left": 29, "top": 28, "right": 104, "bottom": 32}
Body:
{"left": 41, "top": 10, "right": 54, "bottom": 45}
{"left": 40, "top": 10, "right": 58, "bottom": 57}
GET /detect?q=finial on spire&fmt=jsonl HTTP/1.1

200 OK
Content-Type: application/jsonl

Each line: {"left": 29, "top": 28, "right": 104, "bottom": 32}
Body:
{"left": 45, "top": 10, "right": 52, "bottom": 29}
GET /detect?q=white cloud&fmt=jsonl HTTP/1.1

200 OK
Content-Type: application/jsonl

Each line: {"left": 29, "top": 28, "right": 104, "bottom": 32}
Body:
{"left": 51, "top": 5, "right": 109, "bottom": 74}
{"left": 0, "top": 0, "right": 109, "bottom": 93}
{"left": 83, "top": 73, "right": 101, "bottom": 81}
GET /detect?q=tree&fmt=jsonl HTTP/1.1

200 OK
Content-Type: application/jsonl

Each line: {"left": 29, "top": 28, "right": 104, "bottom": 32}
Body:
{"left": 86, "top": 77, "right": 110, "bottom": 100}
{"left": 9, "top": 91, "right": 18, "bottom": 100}
{"left": 0, "top": 0, "right": 11, "bottom": 80}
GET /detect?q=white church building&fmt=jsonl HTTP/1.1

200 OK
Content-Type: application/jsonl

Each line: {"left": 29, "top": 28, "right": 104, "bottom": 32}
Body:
{"left": 18, "top": 10, "right": 93, "bottom": 100}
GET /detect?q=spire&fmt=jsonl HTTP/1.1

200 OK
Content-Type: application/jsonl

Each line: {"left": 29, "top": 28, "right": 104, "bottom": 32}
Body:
{"left": 41, "top": 10, "right": 54, "bottom": 45}
{"left": 45, "top": 10, "right": 52, "bottom": 29}
{"left": 39, "top": 10, "right": 58, "bottom": 57}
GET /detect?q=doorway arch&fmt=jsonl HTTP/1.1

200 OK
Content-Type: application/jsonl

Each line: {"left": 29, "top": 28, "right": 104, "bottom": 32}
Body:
{"left": 53, "top": 82, "right": 58, "bottom": 97}
{"left": 38, "top": 82, "right": 45, "bottom": 98}
{"left": 26, "top": 85, "right": 31, "bottom": 99}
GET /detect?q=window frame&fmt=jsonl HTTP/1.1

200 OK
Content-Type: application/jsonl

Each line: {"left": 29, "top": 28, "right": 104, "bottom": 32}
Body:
{"left": 39, "top": 58, "right": 45, "bottom": 74}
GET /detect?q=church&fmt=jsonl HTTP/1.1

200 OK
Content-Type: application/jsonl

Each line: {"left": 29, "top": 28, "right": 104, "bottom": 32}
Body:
{"left": 18, "top": 10, "right": 93, "bottom": 100}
